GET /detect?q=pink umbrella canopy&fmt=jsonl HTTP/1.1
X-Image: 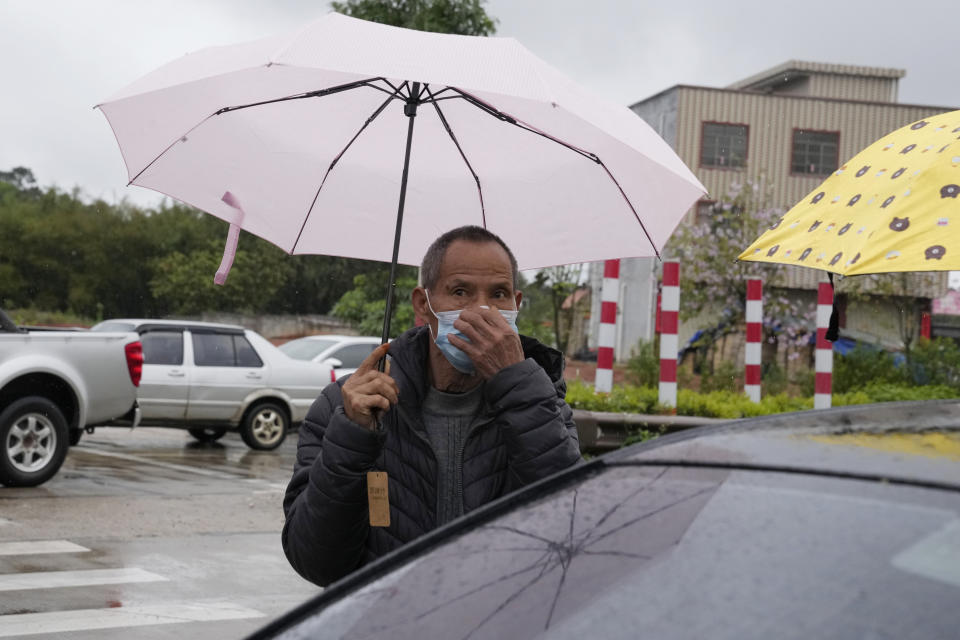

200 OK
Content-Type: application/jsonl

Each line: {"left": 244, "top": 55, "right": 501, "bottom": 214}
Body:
{"left": 98, "top": 13, "right": 704, "bottom": 273}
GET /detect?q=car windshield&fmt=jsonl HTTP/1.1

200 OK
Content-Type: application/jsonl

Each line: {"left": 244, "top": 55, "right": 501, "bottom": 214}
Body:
{"left": 275, "top": 464, "right": 960, "bottom": 640}
{"left": 279, "top": 338, "right": 338, "bottom": 360}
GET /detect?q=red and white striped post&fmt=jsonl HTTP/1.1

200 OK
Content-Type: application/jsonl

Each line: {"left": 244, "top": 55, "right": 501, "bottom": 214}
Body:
{"left": 815, "top": 282, "right": 833, "bottom": 409}
{"left": 595, "top": 259, "right": 620, "bottom": 393}
{"left": 659, "top": 261, "right": 680, "bottom": 407}
{"left": 745, "top": 279, "right": 762, "bottom": 402}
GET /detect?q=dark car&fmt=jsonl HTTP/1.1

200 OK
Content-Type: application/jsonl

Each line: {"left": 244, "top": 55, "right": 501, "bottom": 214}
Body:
{"left": 251, "top": 401, "right": 960, "bottom": 640}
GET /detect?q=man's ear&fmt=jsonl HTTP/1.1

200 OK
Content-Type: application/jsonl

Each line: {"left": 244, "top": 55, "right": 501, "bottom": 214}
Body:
{"left": 412, "top": 287, "right": 430, "bottom": 323}
{"left": 514, "top": 290, "right": 523, "bottom": 310}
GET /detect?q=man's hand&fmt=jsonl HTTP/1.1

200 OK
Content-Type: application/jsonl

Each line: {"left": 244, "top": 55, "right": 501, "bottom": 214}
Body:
{"left": 342, "top": 343, "right": 398, "bottom": 430}
{"left": 449, "top": 308, "right": 524, "bottom": 379}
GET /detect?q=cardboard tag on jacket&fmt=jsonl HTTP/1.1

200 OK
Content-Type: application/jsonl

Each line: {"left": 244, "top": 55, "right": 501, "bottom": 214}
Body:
{"left": 367, "top": 471, "right": 390, "bottom": 527}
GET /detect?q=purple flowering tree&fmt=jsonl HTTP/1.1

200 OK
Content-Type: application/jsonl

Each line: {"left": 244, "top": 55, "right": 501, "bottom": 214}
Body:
{"left": 664, "top": 180, "right": 815, "bottom": 377}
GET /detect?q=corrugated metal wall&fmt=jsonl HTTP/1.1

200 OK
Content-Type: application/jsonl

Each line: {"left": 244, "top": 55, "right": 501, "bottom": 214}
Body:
{"left": 809, "top": 74, "right": 897, "bottom": 102}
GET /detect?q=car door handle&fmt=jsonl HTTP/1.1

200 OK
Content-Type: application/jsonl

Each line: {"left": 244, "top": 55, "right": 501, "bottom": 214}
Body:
{"left": 245, "top": 373, "right": 262, "bottom": 379}
{"left": 168, "top": 370, "right": 185, "bottom": 377}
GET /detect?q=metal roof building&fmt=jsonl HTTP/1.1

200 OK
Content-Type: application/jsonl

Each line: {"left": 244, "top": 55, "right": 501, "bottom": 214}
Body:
{"left": 590, "top": 61, "right": 956, "bottom": 359}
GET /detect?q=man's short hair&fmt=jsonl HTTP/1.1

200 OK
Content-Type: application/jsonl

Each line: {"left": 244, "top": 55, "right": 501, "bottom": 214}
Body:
{"left": 420, "top": 226, "right": 519, "bottom": 291}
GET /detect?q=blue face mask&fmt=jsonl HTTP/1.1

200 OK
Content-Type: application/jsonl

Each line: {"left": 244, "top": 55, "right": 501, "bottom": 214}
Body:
{"left": 425, "top": 291, "right": 519, "bottom": 376}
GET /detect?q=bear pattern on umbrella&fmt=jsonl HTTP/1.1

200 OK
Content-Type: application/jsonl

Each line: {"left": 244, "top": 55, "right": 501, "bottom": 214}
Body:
{"left": 742, "top": 109, "right": 960, "bottom": 274}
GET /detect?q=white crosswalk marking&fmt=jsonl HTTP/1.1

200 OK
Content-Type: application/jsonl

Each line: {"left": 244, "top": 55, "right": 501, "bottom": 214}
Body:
{"left": 0, "top": 601, "right": 265, "bottom": 638}
{"left": 0, "top": 538, "right": 270, "bottom": 636}
{"left": 0, "top": 568, "right": 167, "bottom": 592}
{"left": 0, "top": 540, "right": 89, "bottom": 556}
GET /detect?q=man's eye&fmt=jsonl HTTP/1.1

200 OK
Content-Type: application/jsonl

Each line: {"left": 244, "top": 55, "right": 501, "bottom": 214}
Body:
{"left": 453, "top": 289, "right": 466, "bottom": 296}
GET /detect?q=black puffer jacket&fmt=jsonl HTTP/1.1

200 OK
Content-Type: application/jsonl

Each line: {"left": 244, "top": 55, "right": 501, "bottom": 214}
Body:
{"left": 282, "top": 326, "right": 581, "bottom": 586}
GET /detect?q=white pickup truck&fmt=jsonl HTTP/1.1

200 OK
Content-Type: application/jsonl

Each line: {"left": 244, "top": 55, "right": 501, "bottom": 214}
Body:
{"left": 0, "top": 309, "right": 142, "bottom": 487}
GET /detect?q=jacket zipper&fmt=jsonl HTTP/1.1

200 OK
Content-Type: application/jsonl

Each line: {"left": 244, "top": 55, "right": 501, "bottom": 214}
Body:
{"left": 456, "top": 410, "right": 495, "bottom": 516}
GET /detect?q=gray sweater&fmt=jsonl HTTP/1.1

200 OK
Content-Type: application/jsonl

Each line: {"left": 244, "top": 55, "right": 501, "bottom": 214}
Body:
{"left": 421, "top": 384, "right": 485, "bottom": 526}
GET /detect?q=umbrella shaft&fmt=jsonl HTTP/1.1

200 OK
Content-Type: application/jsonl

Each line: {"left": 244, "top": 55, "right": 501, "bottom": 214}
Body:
{"left": 380, "top": 82, "right": 421, "bottom": 370}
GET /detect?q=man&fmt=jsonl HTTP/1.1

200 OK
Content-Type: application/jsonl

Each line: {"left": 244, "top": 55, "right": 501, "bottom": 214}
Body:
{"left": 282, "top": 226, "right": 581, "bottom": 587}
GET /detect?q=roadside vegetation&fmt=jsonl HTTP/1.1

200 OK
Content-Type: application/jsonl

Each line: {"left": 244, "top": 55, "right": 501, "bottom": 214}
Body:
{"left": 566, "top": 335, "right": 960, "bottom": 419}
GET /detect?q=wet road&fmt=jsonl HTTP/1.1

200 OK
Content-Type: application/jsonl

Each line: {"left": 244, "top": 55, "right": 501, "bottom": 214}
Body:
{"left": 0, "top": 427, "right": 320, "bottom": 638}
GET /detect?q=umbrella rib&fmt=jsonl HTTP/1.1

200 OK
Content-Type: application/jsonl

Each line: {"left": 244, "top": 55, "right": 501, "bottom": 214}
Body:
{"left": 127, "top": 77, "right": 394, "bottom": 186}
{"left": 447, "top": 88, "right": 661, "bottom": 258}
{"left": 126, "top": 115, "right": 215, "bottom": 186}
{"left": 214, "top": 77, "right": 394, "bottom": 115}
{"left": 292, "top": 86, "right": 405, "bottom": 253}
{"left": 425, "top": 87, "right": 486, "bottom": 228}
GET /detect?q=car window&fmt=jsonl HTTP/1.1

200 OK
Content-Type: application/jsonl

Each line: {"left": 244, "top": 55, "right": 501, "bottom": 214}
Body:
{"left": 330, "top": 343, "right": 377, "bottom": 368}
{"left": 235, "top": 335, "right": 263, "bottom": 367}
{"left": 279, "top": 338, "right": 339, "bottom": 360}
{"left": 141, "top": 331, "right": 183, "bottom": 365}
{"left": 277, "top": 466, "right": 960, "bottom": 640}
{"left": 192, "top": 332, "right": 235, "bottom": 367}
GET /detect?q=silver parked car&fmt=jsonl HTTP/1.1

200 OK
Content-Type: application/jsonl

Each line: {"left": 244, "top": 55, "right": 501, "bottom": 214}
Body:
{"left": 91, "top": 319, "right": 333, "bottom": 450}
{"left": 278, "top": 334, "right": 381, "bottom": 380}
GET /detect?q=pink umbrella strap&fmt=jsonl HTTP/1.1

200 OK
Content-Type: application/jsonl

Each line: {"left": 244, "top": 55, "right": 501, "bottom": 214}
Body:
{"left": 214, "top": 191, "right": 245, "bottom": 285}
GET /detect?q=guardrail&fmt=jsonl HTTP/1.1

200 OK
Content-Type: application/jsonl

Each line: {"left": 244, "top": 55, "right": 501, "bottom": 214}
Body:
{"left": 573, "top": 409, "right": 729, "bottom": 454}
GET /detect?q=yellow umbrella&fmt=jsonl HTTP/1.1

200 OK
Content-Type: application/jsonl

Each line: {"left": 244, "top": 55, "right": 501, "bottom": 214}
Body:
{"left": 740, "top": 109, "right": 960, "bottom": 275}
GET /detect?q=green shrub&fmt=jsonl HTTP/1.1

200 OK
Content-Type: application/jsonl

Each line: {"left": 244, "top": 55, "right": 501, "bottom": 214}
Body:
{"left": 565, "top": 380, "right": 659, "bottom": 413}
{"left": 762, "top": 362, "right": 789, "bottom": 396}
{"left": 861, "top": 383, "right": 959, "bottom": 402}
{"left": 565, "top": 379, "right": 956, "bottom": 420}
{"left": 626, "top": 338, "right": 659, "bottom": 386}
{"left": 623, "top": 427, "right": 665, "bottom": 447}
{"left": 792, "top": 368, "right": 816, "bottom": 397}
{"left": 907, "top": 337, "right": 960, "bottom": 389}
{"left": 832, "top": 390, "right": 872, "bottom": 407}
{"left": 7, "top": 307, "right": 95, "bottom": 327}
{"left": 699, "top": 360, "right": 740, "bottom": 393}
{"left": 834, "top": 343, "right": 906, "bottom": 393}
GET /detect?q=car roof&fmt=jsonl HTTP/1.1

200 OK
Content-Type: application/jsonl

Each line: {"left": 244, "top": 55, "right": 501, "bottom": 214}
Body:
{"left": 608, "top": 400, "right": 960, "bottom": 490}
{"left": 98, "top": 318, "right": 247, "bottom": 333}
{"left": 248, "top": 401, "right": 960, "bottom": 639}
{"left": 290, "top": 334, "right": 381, "bottom": 342}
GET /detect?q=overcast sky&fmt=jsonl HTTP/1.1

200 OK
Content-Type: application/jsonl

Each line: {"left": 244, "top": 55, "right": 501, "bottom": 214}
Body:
{"left": 1, "top": 0, "right": 956, "bottom": 209}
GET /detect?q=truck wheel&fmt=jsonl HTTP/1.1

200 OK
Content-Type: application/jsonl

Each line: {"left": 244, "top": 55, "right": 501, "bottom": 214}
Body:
{"left": 0, "top": 397, "right": 69, "bottom": 487}
{"left": 239, "top": 402, "right": 288, "bottom": 451}
{"left": 188, "top": 427, "right": 227, "bottom": 443}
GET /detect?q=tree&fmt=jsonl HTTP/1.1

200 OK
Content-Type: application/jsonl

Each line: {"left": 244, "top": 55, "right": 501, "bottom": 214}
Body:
{"left": 531, "top": 264, "right": 586, "bottom": 355}
{"left": 330, "top": 0, "right": 497, "bottom": 35}
{"left": 0, "top": 166, "right": 42, "bottom": 198}
{"left": 665, "top": 179, "right": 815, "bottom": 374}
{"left": 149, "top": 238, "right": 293, "bottom": 316}
{"left": 332, "top": 269, "right": 418, "bottom": 338}
{"left": 513, "top": 272, "right": 555, "bottom": 346}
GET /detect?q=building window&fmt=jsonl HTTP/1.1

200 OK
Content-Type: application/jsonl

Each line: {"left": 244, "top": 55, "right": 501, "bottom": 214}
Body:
{"left": 700, "top": 122, "right": 748, "bottom": 168}
{"left": 791, "top": 129, "right": 839, "bottom": 176}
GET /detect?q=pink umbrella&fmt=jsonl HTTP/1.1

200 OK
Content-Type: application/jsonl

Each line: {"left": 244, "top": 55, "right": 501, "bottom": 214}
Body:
{"left": 98, "top": 13, "right": 704, "bottom": 341}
